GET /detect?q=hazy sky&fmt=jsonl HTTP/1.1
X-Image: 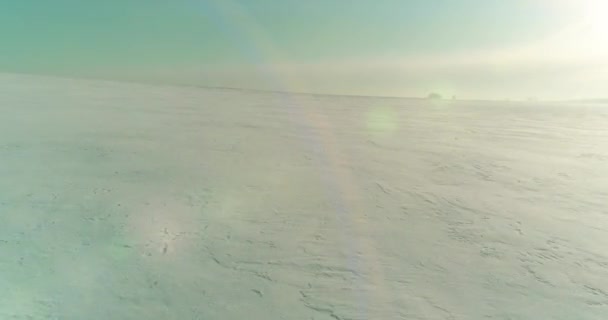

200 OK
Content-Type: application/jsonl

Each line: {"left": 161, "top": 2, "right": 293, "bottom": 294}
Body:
{"left": 1, "top": 0, "right": 607, "bottom": 99}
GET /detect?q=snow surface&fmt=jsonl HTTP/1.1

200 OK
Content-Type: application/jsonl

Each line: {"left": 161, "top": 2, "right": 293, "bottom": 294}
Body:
{"left": 1, "top": 73, "right": 608, "bottom": 319}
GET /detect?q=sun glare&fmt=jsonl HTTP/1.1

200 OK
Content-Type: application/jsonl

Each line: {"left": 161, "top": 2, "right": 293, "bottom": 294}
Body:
{"left": 584, "top": 0, "right": 608, "bottom": 36}
{"left": 557, "top": 0, "right": 608, "bottom": 54}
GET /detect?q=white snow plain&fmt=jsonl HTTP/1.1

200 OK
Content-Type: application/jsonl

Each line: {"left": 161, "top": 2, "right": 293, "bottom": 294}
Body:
{"left": 1, "top": 73, "right": 608, "bottom": 319}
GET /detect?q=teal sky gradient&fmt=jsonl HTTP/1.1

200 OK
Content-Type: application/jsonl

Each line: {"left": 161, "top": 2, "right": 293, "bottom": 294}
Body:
{"left": 1, "top": 0, "right": 606, "bottom": 99}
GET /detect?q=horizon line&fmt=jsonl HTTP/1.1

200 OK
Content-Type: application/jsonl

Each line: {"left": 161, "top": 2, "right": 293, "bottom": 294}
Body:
{"left": 1, "top": 70, "right": 607, "bottom": 104}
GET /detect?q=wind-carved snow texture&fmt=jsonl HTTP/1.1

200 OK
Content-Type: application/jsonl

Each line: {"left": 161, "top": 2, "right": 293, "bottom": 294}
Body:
{"left": 1, "top": 73, "right": 608, "bottom": 319}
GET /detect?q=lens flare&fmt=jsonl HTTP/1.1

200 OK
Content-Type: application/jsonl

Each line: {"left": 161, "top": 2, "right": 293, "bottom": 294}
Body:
{"left": 365, "top": 107, "right": 398, "bottom": 137}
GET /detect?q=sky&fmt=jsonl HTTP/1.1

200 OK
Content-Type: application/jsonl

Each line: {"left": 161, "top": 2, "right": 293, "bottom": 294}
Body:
{"left": 1, "top": 0, "right": 607, "bottom": 100}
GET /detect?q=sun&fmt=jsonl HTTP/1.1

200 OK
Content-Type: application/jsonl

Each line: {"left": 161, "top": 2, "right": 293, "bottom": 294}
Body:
{"left": 584, "top": 0, "right": 608, "bottom": 36}
{"left": 566, "top": 0, "right": 608, "bottom": 54}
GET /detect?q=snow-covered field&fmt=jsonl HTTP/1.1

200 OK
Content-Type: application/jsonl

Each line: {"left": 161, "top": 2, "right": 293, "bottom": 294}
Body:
{"left": 1, "top": 73, "right": 608, "bottom": 319}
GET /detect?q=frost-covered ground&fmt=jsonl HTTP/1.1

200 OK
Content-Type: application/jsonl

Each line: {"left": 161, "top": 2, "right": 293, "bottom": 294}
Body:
{"left": 1, "top": 73, "right": 608, "bottom": 319}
